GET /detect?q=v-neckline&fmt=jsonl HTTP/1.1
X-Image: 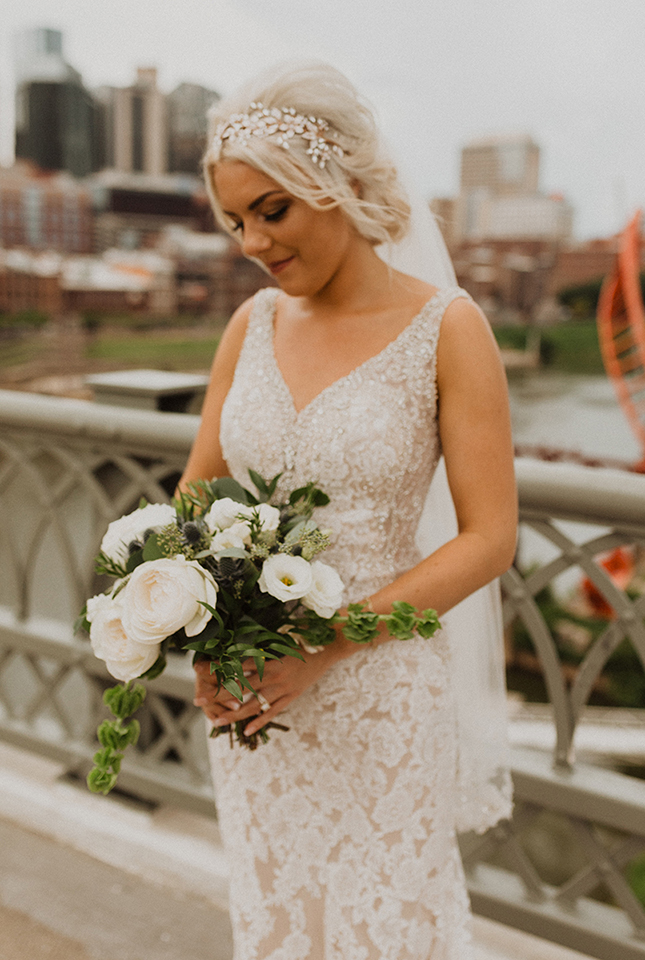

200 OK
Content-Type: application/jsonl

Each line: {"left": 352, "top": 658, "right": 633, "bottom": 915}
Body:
{"left": 267, "top": 289, "right": 444, "bottom": 419}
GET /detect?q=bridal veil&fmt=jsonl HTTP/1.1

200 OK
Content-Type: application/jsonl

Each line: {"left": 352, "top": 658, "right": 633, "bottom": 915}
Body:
{"left": 378, "top": 183, "right": 513, "bottom": 834}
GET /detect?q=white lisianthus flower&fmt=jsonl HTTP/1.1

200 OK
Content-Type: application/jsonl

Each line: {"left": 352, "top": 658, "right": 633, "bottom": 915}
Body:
{"left": 86, "top": 592, "right": 160, "bottom": 682}
{"left": 254, "top": 503, "right": 281, "bottom": 532}
{"left": 210, "top": 521, "right": 252, "bottom": 553}
{"left": 302, "top": 561, "right": 345, "bottom": 619}
{"left": 121, "top": 556, "right": 218, "bottom": 644}
{"left": 100, "top": 503, "right": 176, "bottom": 565}
{"left": 203, "top": 498, "right": 253, "bottom": 533}
{"left": 258, "top": 554, "right": 313, "bottom": 602}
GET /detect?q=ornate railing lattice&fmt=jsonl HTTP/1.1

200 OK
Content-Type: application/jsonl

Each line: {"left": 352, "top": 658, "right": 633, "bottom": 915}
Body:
{"left": 2, "top": 392, "right": 645, "bottom": 957}
{"left": 462, "top": 459, "right": 645, "bottom": 960}
{"left": 0, "top": 391, "right": 211, "bottom": 811}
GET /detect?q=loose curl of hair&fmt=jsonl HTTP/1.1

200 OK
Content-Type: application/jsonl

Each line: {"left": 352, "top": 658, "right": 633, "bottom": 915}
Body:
{"left": 203, "top": 62, "right": 411, "bottom": 247}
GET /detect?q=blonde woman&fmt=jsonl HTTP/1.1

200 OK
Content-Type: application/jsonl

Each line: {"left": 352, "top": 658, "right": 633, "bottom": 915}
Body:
{"left": 181, "top": 61, "right": 517, "bottom": 960}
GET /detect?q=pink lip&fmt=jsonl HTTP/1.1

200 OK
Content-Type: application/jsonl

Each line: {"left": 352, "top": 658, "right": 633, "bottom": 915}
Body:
{"left": 267, "top": 257, "right": 295, "bottom": 275}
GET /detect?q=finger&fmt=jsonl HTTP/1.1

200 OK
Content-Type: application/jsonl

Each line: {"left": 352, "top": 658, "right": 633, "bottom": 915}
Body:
{"left": 211, "top": 687, "right": 277, "bottom": 727}
{"left": 243, "top": 693, "right": 294, "bottom": 737}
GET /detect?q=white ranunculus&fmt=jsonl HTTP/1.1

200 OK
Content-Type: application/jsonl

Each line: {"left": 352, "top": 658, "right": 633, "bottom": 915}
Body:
{"left": 254, "top": 503, "right": 281, "bottom": 532}
{"left": 302, "top": 561, "right": 345, "bottom": 619}
{"left": 258, "top": 554, "right": 313, "bottom": 602}
{"left": 210, "top": 521, "right": 252, "bottom": 553}
{"left": 203, "top": 498, "right": 253, "bottom": 533}
{"left": 86, "top": 592, "right": 160, "bottom": 682}
{"left": 100, "top": 503, "right": 176, "bottom": 565}
{"left": 121, "top": 556, "right": 218, "bottom": 644}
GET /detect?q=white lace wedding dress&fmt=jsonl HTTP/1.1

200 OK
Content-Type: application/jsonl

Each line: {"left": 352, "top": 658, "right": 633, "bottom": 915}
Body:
{"left": 210, "top": 286, "right": 477, "bottom": 960}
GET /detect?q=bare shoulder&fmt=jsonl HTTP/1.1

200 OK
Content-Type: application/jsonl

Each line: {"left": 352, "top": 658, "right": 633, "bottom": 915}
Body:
{"left": 437, "top": 295, "right": 504, "bottom": 387}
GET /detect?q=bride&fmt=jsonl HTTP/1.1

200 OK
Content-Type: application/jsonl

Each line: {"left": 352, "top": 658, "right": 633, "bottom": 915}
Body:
{"left": 180, "top": 61, "right": 517, "bottom": 960}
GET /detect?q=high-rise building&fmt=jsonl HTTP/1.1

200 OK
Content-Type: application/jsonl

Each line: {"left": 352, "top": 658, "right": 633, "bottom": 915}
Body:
{"left": 459, "top": 134, "right": 540, "bottom": 198}
{"left": 95, "top": 68, "right": 167, "bottom": 176}
{"left": 14, "top": 28, "right": 97, "bottom": 178}
{"left": 455, "top": 134, "right": 572, "bottom": 243}
{"left": 167, "top": 82, "right": 220, "bottom": 175}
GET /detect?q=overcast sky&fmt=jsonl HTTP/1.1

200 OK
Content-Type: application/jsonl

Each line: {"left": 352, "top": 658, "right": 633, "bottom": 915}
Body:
{"left": 1, "top": 0, "right": 643, "bottom": 240}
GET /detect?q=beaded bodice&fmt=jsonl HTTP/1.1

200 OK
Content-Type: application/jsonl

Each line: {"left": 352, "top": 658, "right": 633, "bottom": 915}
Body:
{"left": 220, "top": 286, "right": 468, "bottom": 602}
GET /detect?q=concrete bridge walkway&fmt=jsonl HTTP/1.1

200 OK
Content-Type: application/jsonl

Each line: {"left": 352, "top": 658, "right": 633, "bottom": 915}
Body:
{"left": 0, "top": 742, "right": 592, "bottom": 960}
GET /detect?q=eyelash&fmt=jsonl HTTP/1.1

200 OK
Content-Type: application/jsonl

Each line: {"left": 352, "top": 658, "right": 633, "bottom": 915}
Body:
{"left": 264, "top": 204, "right": 289, "bottom": 222}
{"left": 230, "top": 203, "right": 290, "bottom": 233}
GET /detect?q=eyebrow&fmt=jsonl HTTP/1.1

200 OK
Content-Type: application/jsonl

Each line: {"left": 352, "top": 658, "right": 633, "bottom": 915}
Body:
{"left": 223, "top": 190, "right": 284, "bottom": 218}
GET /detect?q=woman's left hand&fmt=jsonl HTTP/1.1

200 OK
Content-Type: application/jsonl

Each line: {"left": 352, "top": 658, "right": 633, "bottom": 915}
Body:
{"left": 195, "top": 635, "right": 350, "bottom": 736}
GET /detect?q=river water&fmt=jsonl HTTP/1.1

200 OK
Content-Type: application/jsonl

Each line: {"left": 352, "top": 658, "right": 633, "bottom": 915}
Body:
{"left": 507, "top": 371, "right": 640, "bottom": 464}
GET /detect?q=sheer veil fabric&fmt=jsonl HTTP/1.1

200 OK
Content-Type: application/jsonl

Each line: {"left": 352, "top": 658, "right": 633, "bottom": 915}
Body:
{"left": 378, "top": 184, "right": 513, "bottom": 833}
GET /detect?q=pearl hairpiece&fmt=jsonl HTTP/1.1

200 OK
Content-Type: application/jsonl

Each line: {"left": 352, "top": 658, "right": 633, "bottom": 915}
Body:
{"left": 212, "top": 102, "right": 345, "bottom": 170}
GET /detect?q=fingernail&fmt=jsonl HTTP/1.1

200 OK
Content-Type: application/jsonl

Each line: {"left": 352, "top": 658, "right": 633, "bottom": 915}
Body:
{"left": 244, "top": 724, "right": 256, "bottom": 736}
{"left": 243, "top": 670, "right": 253, "bottom": 677}
{"left": 230, "top": 701, "right": 241, "bottom": 711}
{"left": 193, "top": 698, "right": 207, "bottom": 706}
{"left": 214, "top": 717, "right": 229, "bottom": 727}
{"left": 242, "top": 691, "right": 254, "bottom": 704}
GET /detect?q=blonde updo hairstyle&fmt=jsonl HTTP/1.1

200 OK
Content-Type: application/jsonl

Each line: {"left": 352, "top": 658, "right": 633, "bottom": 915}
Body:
{"left": 203, "top": 62, "right": 411, "bottom": 247}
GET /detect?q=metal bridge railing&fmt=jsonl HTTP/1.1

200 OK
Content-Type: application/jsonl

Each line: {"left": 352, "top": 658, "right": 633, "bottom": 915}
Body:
{"left": 2, "top": 389, "right": 645, "bottom": 958}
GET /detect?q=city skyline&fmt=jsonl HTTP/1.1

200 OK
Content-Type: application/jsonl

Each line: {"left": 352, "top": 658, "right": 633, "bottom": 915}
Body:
{"left": 1, "top": 0, "right": 644, "bottom": 240}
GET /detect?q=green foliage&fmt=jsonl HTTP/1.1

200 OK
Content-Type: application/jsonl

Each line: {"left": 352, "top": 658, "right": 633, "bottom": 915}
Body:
{"left": 0, "top": 309, "right": 50, "bottom": 329}
{"left": 338, "top": 601, "right": 441, "bottom": 645}
{"left": 87, "top": 682, "right": 147, "bottom": 795}
{"left": 557, "top": 273, "right": 645, "bottom": 321}
{"left": 86, "top": 334, "right": 221, "bottom": 369}
{"left": 508, "top": 583, "right": 645, "bottom": 708}
{"left": 493, "top": 322, "right": 604, "bottom": 374}
{"left": 557, "top": 278, "right": 604, "bottom": 319}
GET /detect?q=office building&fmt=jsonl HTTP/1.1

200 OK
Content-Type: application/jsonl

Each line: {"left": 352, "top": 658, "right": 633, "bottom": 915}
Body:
{"left": 167, "top": 82, "right": 220, "bottom": 175}
{"left": 95, "top": 68, "right": 167, "bottom": 176}
{"left": 14, "top": 28, "right": 97, "bottom": 178}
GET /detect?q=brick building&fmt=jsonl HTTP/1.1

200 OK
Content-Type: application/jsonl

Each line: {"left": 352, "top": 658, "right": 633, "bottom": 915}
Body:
{"left": 0, "top": 163, "right": 93, "bottom": 253}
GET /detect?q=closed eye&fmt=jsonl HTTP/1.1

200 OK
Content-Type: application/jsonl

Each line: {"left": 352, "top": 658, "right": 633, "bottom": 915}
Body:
{"left": 264, "top": 204, "right": 289, "bottom": 223}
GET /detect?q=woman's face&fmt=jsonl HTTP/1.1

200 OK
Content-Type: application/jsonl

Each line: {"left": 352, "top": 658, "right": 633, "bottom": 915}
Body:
{"left": 213, "top": 161, "right": 359, "bottom": 297}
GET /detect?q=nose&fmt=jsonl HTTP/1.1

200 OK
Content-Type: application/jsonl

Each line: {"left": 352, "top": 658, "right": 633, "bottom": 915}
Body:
{"left": 241, "top": 221, "right": 272, "bottom": 258}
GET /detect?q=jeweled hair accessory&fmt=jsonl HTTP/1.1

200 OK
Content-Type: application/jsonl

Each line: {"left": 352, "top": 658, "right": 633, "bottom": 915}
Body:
{"left": 212, "top": 102, "right": 345, "bottom": 170}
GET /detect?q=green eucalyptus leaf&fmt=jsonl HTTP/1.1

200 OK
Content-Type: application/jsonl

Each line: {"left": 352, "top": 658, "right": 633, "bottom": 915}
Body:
{"left": 209, "top": 477, "right": 251, "bottom": 504}
{"left": 140, "top": 653, "right": 167, "bottom": 681}
{"left": 142, "top": 533, "right": 165, "bottom": 561}
{"left": 222, "top": 678, "right": 243, "bottom": 701}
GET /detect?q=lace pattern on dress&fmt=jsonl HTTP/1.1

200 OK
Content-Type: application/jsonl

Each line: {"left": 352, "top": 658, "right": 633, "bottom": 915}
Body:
{"left": 213, "top": 286, "right": 482, "bottom": 959}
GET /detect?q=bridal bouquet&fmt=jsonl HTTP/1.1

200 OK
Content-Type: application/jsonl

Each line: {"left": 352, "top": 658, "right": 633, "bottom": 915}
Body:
{"left": 78, "top": 471, "right": 440, "bottom": 794}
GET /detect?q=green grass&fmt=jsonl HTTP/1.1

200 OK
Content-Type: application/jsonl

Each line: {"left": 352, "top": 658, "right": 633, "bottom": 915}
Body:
{"left": 494, "top": 321, "right": 604, "bottom": 375}
{"left": 0, "top": 335, "right": 50, "bottom": 370}
{"left": 85, "top": 334, "right": 220, "bottom": 369}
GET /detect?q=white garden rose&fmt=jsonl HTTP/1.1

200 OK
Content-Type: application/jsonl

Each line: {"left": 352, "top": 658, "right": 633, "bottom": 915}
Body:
{"left": 203, "top": 498, "right": 253, "bottom": 533}
{"left": 210, "top": 521, "right": 252, "bottom": 553}
{"left": 258, "top": 554, "right": 313, "bottom": 602}
{"left": 100, "top": 503, "right": 176, "bottom": 565}
{"left": 302, "top": 561, "right": 345, "bottom": 619}
{"left": 86, "top": 592, "right": 160, "bottom": 682}
{"left": 121, "top": 556, "right": 218, "bottom": 644}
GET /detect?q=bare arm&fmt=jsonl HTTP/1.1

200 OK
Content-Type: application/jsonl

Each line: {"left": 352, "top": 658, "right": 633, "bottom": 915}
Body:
{"left": 178, "top": 298, "right": 254, "bottom": 491}
{"left": 363, "top": 295, "right": 517, "bottom": 623}
{"left": 201, "top": 296, "right": 517, "bottom": 736}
